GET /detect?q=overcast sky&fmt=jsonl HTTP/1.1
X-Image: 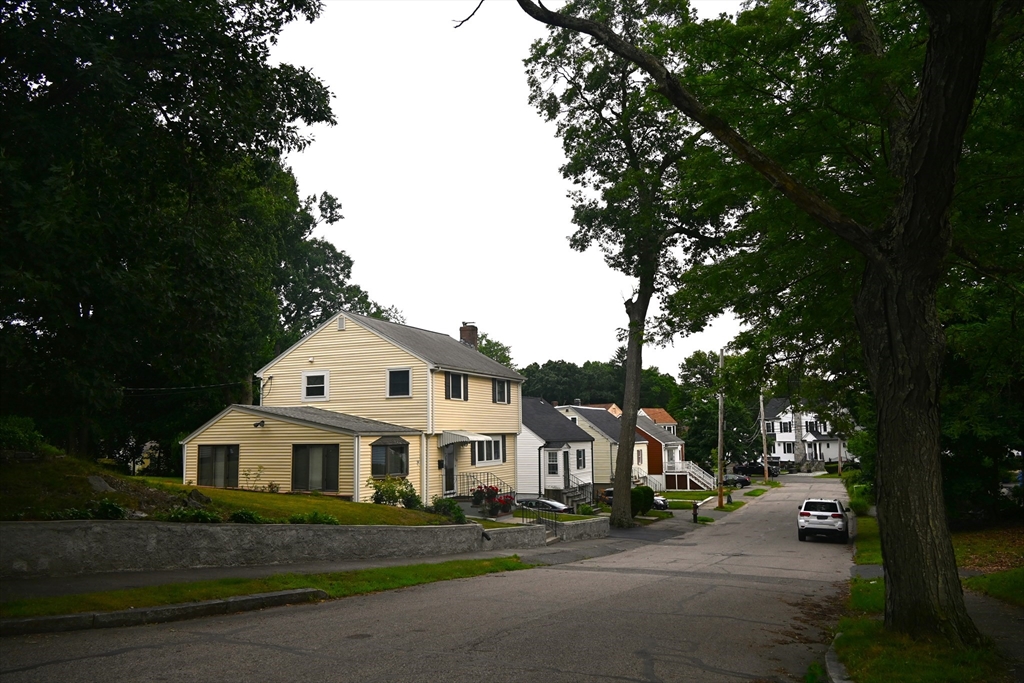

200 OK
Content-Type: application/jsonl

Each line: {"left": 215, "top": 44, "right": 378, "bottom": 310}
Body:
{"left": 271, "top": 0, "right": 745, "bottom": 377}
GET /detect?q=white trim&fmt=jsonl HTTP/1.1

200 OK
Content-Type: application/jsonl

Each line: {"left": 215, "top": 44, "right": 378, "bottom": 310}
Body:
{"left": 420, "top": 433, "right": 428, "bottom": 501}
{"left": 385, "top": 367, "right": 413, "bottom": 398}
{"left": 427, "top": 369, "right": 435, "bottom": 434}
{"left": 353, "top": 435, "right": 361, "bottom": 502}
{"left": 302, "top": 370, "right": 330, "bottom": 402}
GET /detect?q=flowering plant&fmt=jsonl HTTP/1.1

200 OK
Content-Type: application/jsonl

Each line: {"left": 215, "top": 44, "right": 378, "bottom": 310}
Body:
{"left": 483, "top": 485, "right": 499, "bottom": 502}
{"left": 497, "top": 494, "right": 514, "bottom": 513}
{"left": 472, "top": 486, "right": 485, "bottom": 505}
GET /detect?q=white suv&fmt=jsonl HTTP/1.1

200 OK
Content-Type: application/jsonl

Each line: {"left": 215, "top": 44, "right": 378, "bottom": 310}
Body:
{"left": 798, "top": 498, "right": 854, "bottom": 543}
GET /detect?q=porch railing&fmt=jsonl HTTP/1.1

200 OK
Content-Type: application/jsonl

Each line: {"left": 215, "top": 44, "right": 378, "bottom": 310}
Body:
{"left": 564, "top": 472, "right": 594, "bottom": 506}
{"left": 516, "top": 504, "right": 561, "bottom": 531}
{"left": 451, "top": 471, "right": 515, "bottom": 499}
{"left": 666, "top": 461, "right": 715, "bottom": 490}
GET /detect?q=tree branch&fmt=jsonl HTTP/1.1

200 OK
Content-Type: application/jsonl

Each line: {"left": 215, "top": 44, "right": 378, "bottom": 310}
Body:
{"left": 453, "top": 0, "right": 485, "bottom": 28}
{"left": 516, "top": 0, "right": 878, "bottom": 260}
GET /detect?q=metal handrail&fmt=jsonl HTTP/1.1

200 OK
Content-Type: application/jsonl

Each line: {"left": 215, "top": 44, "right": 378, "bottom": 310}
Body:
{"left": 565, "top": 472, "right": 594, "bottom": 505}
{"left": 453, "top": 471, "right": 515, "bottom": 499}
{"left": 516, "top": 504, "right": 560, "bottom": 531}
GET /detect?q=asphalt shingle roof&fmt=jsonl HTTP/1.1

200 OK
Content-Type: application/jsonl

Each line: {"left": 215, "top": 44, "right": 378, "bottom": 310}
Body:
{"left": 523, "top": 397, "right": 594, "bottom": 444}
{"left": 346, "top": 312, "right": 523, "bottom": 382}
{"left": 764, "top": 397, "right": 791, "bottom": 420}
{"left": 636, "top": 414, "right": 684, "bottom": 445}
{"left": 237, "top": 405, "right": 418, "bottom": 434}
{"left": 641, "top": 407, "right": 677, "bottom": 425}
{"left": 565, "top": 406, "right": 647, "bottom": 444}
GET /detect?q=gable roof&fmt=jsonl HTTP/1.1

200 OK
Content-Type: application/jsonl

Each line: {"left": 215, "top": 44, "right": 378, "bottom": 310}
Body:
{"left": 635, "top": 414, "right": 684, "bottom": 445}
{"left": 182, "top": 404, "right": 419, "bottom": 443}
{"left": 258, "top": 311, "right": 523, "bottom": 382}
{"left": 522, "top": 397, "right": 594, "bottom": 445}
{"left": 764, "top": 397, "right": 791, "bottom": 420}
{"left": 641, "top": 407, "right": 677, "bottom": 425}
{"left": 562, "top": 406, "right": 647, "bottom": 444}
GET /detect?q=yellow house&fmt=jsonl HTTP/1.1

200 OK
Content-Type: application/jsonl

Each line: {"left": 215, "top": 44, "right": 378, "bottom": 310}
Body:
{"left": 554, "top": 405, "right": 648, "bottom": 487}
{"left": 181, "top": 312, "right": 523, "bottom": 502}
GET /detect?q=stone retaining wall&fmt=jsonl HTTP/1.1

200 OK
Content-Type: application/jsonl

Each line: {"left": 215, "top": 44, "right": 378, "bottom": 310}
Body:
{"left": 552, "top": 516, "right": 609, "bottom": 542}
{"left": 0, "top": 520, "right": 546, "bottom": 579}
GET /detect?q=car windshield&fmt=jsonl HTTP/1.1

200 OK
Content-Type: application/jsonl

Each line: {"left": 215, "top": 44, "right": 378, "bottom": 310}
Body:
{"left": 804, "top": 501, "right": 840, "bottom": 513}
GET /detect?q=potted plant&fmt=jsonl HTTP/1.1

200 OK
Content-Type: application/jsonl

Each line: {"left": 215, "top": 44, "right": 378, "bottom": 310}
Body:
{"left": 472, "top": 486, "right": 485, "bottom": 506}
{"left": 498, "top": 494, "right": 513, "bottom": 514}
{"left": 484, "top": 485, "right": 499, "bottom": 503}
{"left": 488, "top": 500, "right": 501, "bottom": 517}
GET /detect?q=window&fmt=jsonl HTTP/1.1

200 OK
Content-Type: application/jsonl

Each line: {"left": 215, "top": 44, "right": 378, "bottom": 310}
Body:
{"left": 765, "top": 421, "right": 775, "bottom": 433}
{"left": 198, "top": 445, "right": 238, "bottom": 488}
{"left": 780, "top": 421, "right": 793, "bottom": 433}
{"left": 292, "top": 444, "right": 339, "bottom": 492}
{"left": 388, "top": 368, "right": 411, "bottom": 397}
{"left": 472, "top": 435, "right": 505, "bottom": 464}
{"left": 665, "top": 425, "right": 675, "bottom": 434}
{"left": 636, "top": 449, "right": 643, "bottom": 465}
{"left": 492, "top": 379, "right": 510, "bottom": 404}
{"left": 371, "top": 437, "right": 409, "bottom": 477}
{"left": 569, "top": 416, "right": 578, "bottom": 424}
{"left": 548, "top": 452, "right": 558, "bottom": 475}
{"left": 784, "top": 442, "right": 795, "bottom": 454}
{"left": 805, "top": 421, "right": 817, "bottom": 433}
{"left": 445, "top": 371, "right": 468, "bottom": 401}
{"left": 302, "top": 371, "right": 329, "bottom": 401}
{"left": 576, "top": 449, "right": 586, "bottom": 469}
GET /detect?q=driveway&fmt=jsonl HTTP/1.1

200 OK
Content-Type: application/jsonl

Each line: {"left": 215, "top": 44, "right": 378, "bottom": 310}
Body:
{"left": 0, "top": 476, "right": 852, "bottom": 682}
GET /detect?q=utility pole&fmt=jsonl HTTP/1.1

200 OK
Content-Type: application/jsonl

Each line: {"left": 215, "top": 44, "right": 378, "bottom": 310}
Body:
{"left": 759, "top": 392, "right": 769, "bottom": 482}
{"left": 717, "top": 349, "right": 725, "bottom": 509}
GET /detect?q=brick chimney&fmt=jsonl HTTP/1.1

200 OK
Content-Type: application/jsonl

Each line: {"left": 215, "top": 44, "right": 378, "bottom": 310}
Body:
{"left": 460, "top": 322, "right": 478, "bottom": 348}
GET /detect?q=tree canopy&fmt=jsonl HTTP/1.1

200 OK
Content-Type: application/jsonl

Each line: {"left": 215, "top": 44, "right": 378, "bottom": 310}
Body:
{"left": 0, "top": 0, "right": 396, "bottom": 463}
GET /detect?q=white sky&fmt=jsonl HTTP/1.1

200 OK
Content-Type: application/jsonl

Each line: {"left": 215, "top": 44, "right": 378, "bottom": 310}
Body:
{"left": 272, "top": 0, "right": 745, "bottom": 376}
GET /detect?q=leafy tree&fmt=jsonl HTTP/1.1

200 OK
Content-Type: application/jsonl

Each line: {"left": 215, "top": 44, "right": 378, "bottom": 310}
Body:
{"left": 526, "top": 0, "right": 729, "bottom": 526}
{"left": 515, "top": 0, "right": 1020, "bottom": 643}
{"left": 0, "top": 0, "right": 393, "bottom": 463}
{"left": 477, "top": 333, "right": 516, "bottom": 369}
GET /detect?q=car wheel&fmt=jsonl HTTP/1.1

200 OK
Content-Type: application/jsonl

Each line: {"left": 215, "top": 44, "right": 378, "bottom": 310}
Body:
{"left": 839, "top": 529, "right": 849, "bottom": 544}
{"left": 798, "top": 529, "right": 807, "bottom": 542}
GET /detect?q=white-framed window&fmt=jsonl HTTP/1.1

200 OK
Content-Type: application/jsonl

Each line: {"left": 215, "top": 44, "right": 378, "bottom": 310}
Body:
{"left": 472, "top": 435, "right": 504, "bottom": 464}
{"left": 492, "top": 379, "right": 510, "bottom": 404}
{"left": 780, "top": 421, "right": 793, "bottom": 433}
{"left": 636, "top": 449, "right": 643, "bottom": 465}
{"left": 387, "top": 368, "right": 411, "bottom": 397}
{"left": 569, "top": 416, "right": 578, "bottom": 424}
{"left": 576, "top": 449, "right": 586, "bottom": 469}
{"left": 445, "top": 372, "right": 468, "bottom": 401}
{"left": 766, "top": 421, "right": 775, "bottom": 433}
{"left": 806, "top": 421, "right": 818, "bottom": 433}
{"left": 784, "top": 442, "right": 794, "bottom": 454}
{"left": 665, "top": 425, "right": 675, "bottom": 434}
{"left": 302, "top": 370, "right": 329, "bottom": 402}
{"left": 548, "top": 451, "right": 558, "bottom": 475}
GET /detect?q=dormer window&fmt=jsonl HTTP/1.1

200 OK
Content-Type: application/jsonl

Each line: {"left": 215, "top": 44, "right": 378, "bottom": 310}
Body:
{"left": 302, "top": 371, "right": 329, "bottom": 402}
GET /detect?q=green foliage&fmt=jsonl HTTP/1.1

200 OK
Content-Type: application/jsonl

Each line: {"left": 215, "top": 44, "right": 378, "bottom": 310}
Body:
{"left": 0, "top": 0, "right": 397, "bottom": 465}
{"left": 427, "top": 496, "right": 467, "bottom": 524}
{"left": 519, "top": 357, "right": 680, "bottom": 408}
{"left": 0, "top": 416, "right": 43, "bottom": 452}
{"left": 629, "top": 486, "right": 650, "bottom": 517}
{"left": 287, "top": 511, "right": 340, "bottom": 525}
{"left": 962, "top": 568, "right": 1024, "bottom": 608}
{"left": 161, "top": 508, "right": 222, "bottom": 524}
{"left": 366, "top": 476, "right": 418, "bottom": 507}
{"left": 91, "top": 498, "right": 128, "bottom": 520}
{"left": 578, "top": 503, "right": 594, "bottom": 515}
{"left": 228, "top": 509, "right": 272, "bottom": 524}
{"left": 476, "top": 333, "right": 515, "bottom": 369}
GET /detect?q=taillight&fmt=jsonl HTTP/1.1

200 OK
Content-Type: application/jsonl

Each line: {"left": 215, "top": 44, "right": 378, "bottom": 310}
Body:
{"left": 831, "top": 513, "right": 843, "bottom": 518}
{"left": 799, "top": 511, "right": 810, "bottom": 516}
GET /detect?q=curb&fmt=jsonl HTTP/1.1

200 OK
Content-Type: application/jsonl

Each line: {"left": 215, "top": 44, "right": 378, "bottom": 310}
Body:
{"left": 0, "top": 588, "right": 327, "bottom": 637}
{"left": 825, "top": 633, "right": 854, "bottom": 683}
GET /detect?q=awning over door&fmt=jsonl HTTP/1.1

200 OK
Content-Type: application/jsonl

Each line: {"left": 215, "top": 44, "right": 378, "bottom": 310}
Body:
{"left": 439, "top": 430, "right": 491, "bottom": 447}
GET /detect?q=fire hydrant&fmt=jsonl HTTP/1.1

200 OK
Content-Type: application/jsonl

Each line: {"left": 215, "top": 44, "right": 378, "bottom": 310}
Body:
{"left": 692, "top": 501, "right": 699, "bottom": 523}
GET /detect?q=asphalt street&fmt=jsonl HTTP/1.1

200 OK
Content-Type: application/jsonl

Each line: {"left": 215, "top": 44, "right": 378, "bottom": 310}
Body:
{"left": 0, "top": 475, "right": 853, "bottom": 682}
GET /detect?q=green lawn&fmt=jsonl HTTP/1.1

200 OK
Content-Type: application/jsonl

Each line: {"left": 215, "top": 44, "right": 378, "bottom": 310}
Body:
{"left": 854, "top": 516, "right": 882, "bottom": 564}
{"left": 668, "top": 500, "right": 694, "bottom": 510}
{"left": 962, "top": 567, "right": 1024, "bottom": 608}
{"left": 0, "top": 557, "right": 532, "bottom": 619}
{"left": 662, "top": 491, "right": 717, "bottom": 500}
{"left": 743, "top": 488, "right": 766, "bottom": 497}
{"left": 715, "top": 501, "right": 746, "bottom": 512}
{"left": 511, "top": 510, "right": 593, "bottom": 522}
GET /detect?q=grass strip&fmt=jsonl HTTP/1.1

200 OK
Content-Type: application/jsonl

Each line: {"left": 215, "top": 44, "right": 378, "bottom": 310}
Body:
{"left": 753, "top": 479, "right": 783, "bottom": 488}
{"left": 832, "top": 616, "right": 1007, "bottom": 683}
{"left": 715, "top": 501, "right": 746, "bottom": 512}
{"left": 849, "top": 576, "right": 885, "bottom": 614}
{"left": 668, "top": 500, "right": 694, "bottom": 510}
{"left": 697, "top": 516, "right": 715, "bottom": 524}
{"left": 854, "top": 516, "right": 882, "bottom": 565}
{"left": 0, "top": 557, "right": 531, "bottom": 619}
{"left": 962, "top": 567, "right": 1024, "bottom": 608}
{"left": 511, "top": 510, "right": 592, "bottom": 522}
{"left": 662, "top": 491, "right": 718, "bottom": 500}
{"left": 743, "top": 488, "right": 766, "bottom": 497}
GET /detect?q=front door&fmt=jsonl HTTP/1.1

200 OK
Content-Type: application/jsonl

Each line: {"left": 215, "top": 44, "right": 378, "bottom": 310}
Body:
{"left": 444, "top": 445, "right": 456, "bottom": 495}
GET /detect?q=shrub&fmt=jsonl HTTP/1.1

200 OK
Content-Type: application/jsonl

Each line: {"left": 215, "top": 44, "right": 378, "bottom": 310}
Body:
{"left": 428, "top": 496, "right": 467, "bottom": 524}
{"left": 229, "top": 509, "right": 271, "bottom": 524}
{"left": 401, "top": 490, "right": 422, "bottom": 510}
{"left": 849, "top": 494, "right": 871, "bottom": 517}
{"left": 91, "top": 498, "right": 128, "bottom": 520}
{"left": 366, "top": 476, "right": 418, "bottom": 506}
{"left": 0, "top": 415, "right": 43, "bottom": 452}
{"left": 824, "top": 463, "right": 840, "bottom": 475}
{"left": 266, "top": 481, "right": 280, "bottom": 493}
{"left": 43, "top": 507, "right": 93, "bottom": 520}
{"left": 288, "top": 511, "right": 340, "bottom": 525}
{"left": 632, "top": 486, "right": 655, "bottom": 516}
{"left": 163, "top": 508, "right": 222, "bottom": 523}
{"left": 578, "top": 503, "right": 594, "bottom": 516}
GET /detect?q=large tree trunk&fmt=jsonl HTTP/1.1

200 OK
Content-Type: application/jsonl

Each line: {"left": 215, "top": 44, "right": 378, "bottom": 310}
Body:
{"left": 610, "top": 286, "right": 652, "bottom": 527}
{"left": 855, "top": 256, "right": 980, "bottom": 644}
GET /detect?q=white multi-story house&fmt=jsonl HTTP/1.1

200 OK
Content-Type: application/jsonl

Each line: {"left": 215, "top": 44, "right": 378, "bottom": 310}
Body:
{"left": 762, "top": 398, "right": 851, "bottom": 467}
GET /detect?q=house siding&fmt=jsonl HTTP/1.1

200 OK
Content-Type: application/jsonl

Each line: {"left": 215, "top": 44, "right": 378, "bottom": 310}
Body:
{"left": 182, "top": 410, "right": 356, "bottom": 497}
{"left": 259, "top": 317, "right": 430, "bottom": 431}
{"left": 516, "top": 427, "right": 545, "bottom": 497}
{"left": 355, "top": 434, "right": 423, "bottom": 503}
{"left": 431, "top": 373, "right": 520, "bottom": 434}
{"left": 639, "top": 431, "right": 664, "bottom": 475}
